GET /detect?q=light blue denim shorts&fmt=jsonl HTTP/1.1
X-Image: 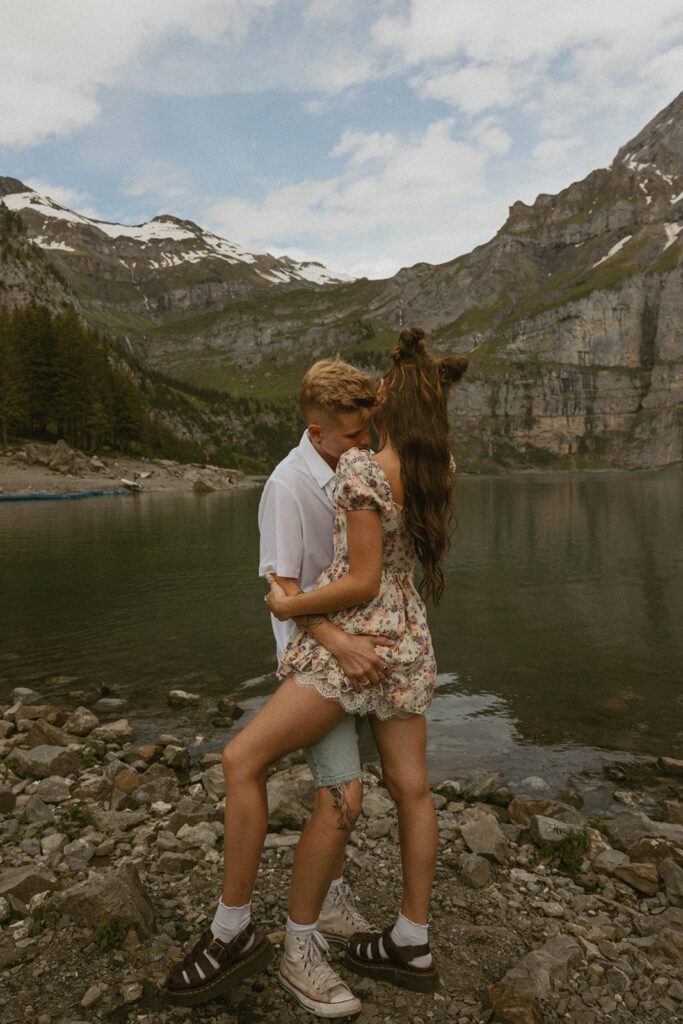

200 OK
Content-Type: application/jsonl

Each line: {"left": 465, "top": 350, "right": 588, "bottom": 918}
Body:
{"left": 304, "top": 714, "right": 376, "bottom": 788}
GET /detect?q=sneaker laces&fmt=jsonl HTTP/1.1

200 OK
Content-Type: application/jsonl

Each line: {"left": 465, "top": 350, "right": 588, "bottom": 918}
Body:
{"left": 332, "top": 882, "right": 370, "bottom": 928}
{"left": 296, "top": 931, "right": 348, "bottom": 996}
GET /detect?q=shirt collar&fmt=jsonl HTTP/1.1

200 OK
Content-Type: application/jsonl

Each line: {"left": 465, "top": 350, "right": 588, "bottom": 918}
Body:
{"left": 299, "top": 430, "right": 335, "bottom": 490}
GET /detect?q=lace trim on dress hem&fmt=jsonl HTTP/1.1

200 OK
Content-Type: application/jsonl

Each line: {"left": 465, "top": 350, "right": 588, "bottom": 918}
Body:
{"left": 292, "top": 673, "right": 416, "bottom": 721}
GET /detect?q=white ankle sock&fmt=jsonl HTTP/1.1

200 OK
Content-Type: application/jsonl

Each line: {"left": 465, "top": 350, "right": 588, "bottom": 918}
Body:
{"left": 286, "top": 916, "right": 317, "bottom": 935}
{"left": 379, "top": 912, "right": 432, "bottom": 968}
{"left": 210, "top": 899, "right": 253, "bottom": 949}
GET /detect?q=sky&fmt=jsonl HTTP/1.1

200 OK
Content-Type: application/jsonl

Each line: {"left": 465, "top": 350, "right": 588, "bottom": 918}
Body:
{"left": 1, "top": 0, "right": 682, "bottom": 279}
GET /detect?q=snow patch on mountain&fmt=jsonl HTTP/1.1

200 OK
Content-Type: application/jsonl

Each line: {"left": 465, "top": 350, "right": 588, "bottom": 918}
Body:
{"left": 593, "top": 235, "right": 632, "bottom": 268}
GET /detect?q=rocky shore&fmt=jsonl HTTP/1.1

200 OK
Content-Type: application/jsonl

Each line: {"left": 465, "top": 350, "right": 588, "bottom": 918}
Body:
{"left": 0, "top": 440, "right": 261, "bottom": 498}
{"left": 0, "top": 686, "right": 682, "bottom": 1024}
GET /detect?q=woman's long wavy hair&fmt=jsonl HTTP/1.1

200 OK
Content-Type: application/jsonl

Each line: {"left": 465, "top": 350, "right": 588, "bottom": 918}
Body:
{"left": 379, "top": 326, "right": 468, "bottom": 604}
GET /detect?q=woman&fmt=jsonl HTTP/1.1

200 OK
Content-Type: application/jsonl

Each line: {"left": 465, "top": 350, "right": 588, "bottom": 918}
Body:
{"left": 166, "top": 327, "right": 467, "bottom": 1013}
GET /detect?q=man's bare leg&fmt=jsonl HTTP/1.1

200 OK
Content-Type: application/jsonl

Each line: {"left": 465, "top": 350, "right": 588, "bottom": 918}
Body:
{"left": 288, "top": 779, "right": 362, "bottom": 924}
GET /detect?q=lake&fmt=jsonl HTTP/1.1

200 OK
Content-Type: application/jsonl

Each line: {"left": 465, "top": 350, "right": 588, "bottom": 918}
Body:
{"left": 1, "top": 469, "right": 681, "bottom": 810}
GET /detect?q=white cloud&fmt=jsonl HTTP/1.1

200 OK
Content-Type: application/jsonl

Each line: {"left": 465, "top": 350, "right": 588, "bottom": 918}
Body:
{"left": 0, "top": 0, "right": 277, "bottom": 147}
{"left": 532, "top": 135, "right": 584, "bottom": 169}
{"left": 412, "top": 63, "right": 530, "bottom": 115}
{"left": 205, "top": 119, "right": 502, "bottom": 277}
{"left": 120, "top": 162, "right": 192, "bottom": 203}
{"left": 469, "top": 118, "right": 512, "bottom": 156}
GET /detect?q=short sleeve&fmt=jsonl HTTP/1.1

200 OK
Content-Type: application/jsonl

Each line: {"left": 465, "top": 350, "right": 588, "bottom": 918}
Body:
{"left": 258, "top": 479, "right": 303, "bottom": 579}
{"left": 335, "top": 449, "right": 389, "bottom": 512}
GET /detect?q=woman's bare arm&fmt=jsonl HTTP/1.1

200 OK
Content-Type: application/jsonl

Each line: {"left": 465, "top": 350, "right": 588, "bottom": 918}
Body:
{"left": 266, "top": 508, "right": 382, "bottom": 619}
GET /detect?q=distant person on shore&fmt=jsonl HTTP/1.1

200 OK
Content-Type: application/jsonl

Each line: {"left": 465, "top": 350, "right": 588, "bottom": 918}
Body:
{"left": 166, "top": 329, "right": 468, "bottom": 1018}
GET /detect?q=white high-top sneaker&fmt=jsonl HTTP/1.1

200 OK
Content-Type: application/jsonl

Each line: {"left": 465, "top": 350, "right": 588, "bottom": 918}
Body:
{"left": 278, "top": 930, "right": 361, "bottom": 1018}
{"left": 318, "top": 881, "right": 371, "bottom": 944}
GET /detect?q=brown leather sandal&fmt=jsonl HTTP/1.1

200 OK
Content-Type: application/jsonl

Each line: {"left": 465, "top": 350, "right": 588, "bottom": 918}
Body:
{"left": 165, "top": 922, "right": 273, "bottom": 1005}
{"left": 344, "top": 927, "right": 439, "bottom": 993}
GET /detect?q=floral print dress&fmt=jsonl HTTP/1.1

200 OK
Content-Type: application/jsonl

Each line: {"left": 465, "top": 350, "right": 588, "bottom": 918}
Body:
{"left": 277, "top": 448, "right": 437, "bottom": 719}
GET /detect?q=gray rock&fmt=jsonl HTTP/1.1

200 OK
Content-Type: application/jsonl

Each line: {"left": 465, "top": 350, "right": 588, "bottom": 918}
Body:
{"left": 63, "top": 837, "right": 96, "bottom": 868}
{"left": 53, "top": 861, "right": 155, "bottom": 934}
{"left": 92, "top": 697, "right": 128, "bottom": 713}
{"left": 607, "top": 810, "right": 683, "bottom": 850}
{"left": 176, "top": 822, "right": 217, "bottom": 849}
{"left": 613, "top": 861, "right": 659, "bottom": 895}
{"left": 24, "top": 795, "right": 55, "bottom": 824}
{"left": 529, "top": 815, "right": 584, "bottom": 846}
{"left": 659, "top": 858, "right": 683, "bottom": 905}
{"left": 11, "top": 687, "right": 42, "bottom": 704}
{"left": 81, "top": 983, "right": 107, "bottom": 1009}
{"left": 166, "top": 796, "right": 214, "bottom": 832}
{"left": 24, "top": 719, "right": 71, "bottom": 748}
{"left": 0, "top": 785, "right": 17, "bottom": 815}
{"left": 135, "top": 763, "right": 180, "bottom": 805}
{"left": 34, "top": 776, "right": 71, "bottom": 804}
{"left": 0, "top": 897, "right": 10, "bottom": 924}
{"left": 91, "top": 718, "right": 135, "bottom": 744}
{"left": 462, "top": 771, "right": 506, "bottom": 802}
{"left": 41, "top": 833, "right": 68, "bottom": 856}
{"left": 491, "top": 933, "right": 582, "bottom": 1004}
{"left": 633, "top": 906, "right": 683, "bottom": 936}
{"left": 63, "top": 707, "right": 99, "bottom": 737}
{"left": 167, "top": 689, "right": 201, "bottom": 709}
{"left": 156, "top": 852, "right": 196, "bottom": 874}
{"left": 201, "top": 763, "right": 225, "bottom": 800}
{"left": 73, "top": 774, "right": 113, "bottom": 802}
{"left": 362, "top": 788, "right": 394, "bottom": 818}
{"left": 460, "top": 852, "right": 491, "bottom": 888}
{"left": 0, "top": 866, "right": 56, "bottom": 902}
{"left": 461, "top": 814, "right": 509, "bottom": 863}
{"left": 434, "top": 779, "right": 463, "bottom": 800}
{"left": 593, "top": 848, "right": 630, "bottom": 874}
{"left": 11, "top": 745, "right": 80, "bottom": 779}
{"left": 162, "top": 744, "right": 190, "bottom": 770}
{"left": 267, "top": 764, "right": 316, "bottom": 830}
{"left": 367, "top": 816, "right": 393, "bottom": 839}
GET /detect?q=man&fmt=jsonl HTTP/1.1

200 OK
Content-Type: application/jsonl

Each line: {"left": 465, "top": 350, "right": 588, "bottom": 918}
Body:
{"left": 166, "top": 359, "right": 389, "bottom": 1018}
{"left": 259, "top": 359, "right": 392, "bottom": 1016}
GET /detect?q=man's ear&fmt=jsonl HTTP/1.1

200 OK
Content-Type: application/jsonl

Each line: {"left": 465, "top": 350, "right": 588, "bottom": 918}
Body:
{"left": 308, "top": 423, "right": 322, "bottom": 446}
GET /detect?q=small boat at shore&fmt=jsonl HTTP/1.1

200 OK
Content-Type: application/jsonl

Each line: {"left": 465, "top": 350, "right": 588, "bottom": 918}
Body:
{"left": 0, "top": 489, "right": 127, "bottom": 502}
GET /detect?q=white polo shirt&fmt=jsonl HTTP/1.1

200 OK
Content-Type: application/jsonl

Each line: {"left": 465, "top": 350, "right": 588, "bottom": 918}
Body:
{"left": 258, "top": 431, "right": 337, "bottom": 661}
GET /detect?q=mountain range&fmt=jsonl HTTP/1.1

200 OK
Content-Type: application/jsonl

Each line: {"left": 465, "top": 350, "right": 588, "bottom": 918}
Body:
{"left": 2, "top": 89, "right": 683, "bottom": 470}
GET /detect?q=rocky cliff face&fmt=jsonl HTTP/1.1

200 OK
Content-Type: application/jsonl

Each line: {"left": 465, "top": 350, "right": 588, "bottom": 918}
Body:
{"left": 2, "top": 91, "right": 682, "bottom": 471}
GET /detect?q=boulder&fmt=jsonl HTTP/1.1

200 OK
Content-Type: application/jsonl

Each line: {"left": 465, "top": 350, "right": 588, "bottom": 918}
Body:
{"left": 362, "top": 788, "right": 394, "bottom": 818}
{"left": 659, "top": 858, "right": 683, "bottom": 906}
{"left": 92, "top": 697, "right": 128, "bottom": 713}
{"left": 593, "top": 848, "right": 630, "bottom": 875}
{"left": 156, "top": 852, "right": 196, "bottom": 874}
{"left": 460, "top": 852, "right": 491, "bottom": 888}
{"left": 0, "top": 786, "right": 17, "bottom": 815}
{"left": 11, "top": 687, "right": 42, "bottom": 704}
{"left": 167, "top": 689, "right": 201, "bottom": 710}
{"left": 176, "top": 822, "right": 217, "bottom": 849}
{"left": 461, "top": 814, "right": 509, "bottom": 863}
{"left": 11, "top": 745, "right": 80, "bottom": 779}
{"left": 91, "top": 719, "right": 135, "bottom": 745}
{"left": 163, "top": 745, "right": 190, "bottom": 771}
{"left": 507, "top": 798, "right": 553, "bottom": 827}
{"left": 34, "top": 775, "right": 71, "bottom": 804}
{"left": 607, "top": 810, "right": 683, "bottom": 850}
{"left": 135, "top": 764, "right": 180, "bottom": 805}
{"left": 267, "top": 764, "right": 316, "bottom": 831}
{"left": 201, "top": 763, "right": 225, "bottom": 801}
{"left": 24, "top": 719, "right": 72, "bottom": 748}
{"left": 24, "top": 795, "right": 55, "bottom": 824}
{"left": 0, "top": 866, "right": 56, "bottom": 902}
{"left": 63, "top": 707, "right": 99, "bottom": 737}
{"left": 54, "top": 861, "right": 155, "bottom": 934}
{"left": 613, "top": 862, "right": 659, "bottom": 896}
{"left": 529, "top": 815, "right": 583, "bottom": 847}
{"left": 462, "top": 771, "right": 506, "bottom": 802}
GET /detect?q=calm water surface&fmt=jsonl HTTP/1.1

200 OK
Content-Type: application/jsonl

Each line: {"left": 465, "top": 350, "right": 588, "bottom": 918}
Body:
{"left": 2, "top": 470, "right": 682, "bottom": 808}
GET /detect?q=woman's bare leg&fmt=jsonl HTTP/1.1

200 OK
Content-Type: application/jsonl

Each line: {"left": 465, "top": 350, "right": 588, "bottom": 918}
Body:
{"left": 220, "top": 676, "right": 345, "bottom": 906}
{"left": 370, "top": 714, "right": 437, "bottom": 924}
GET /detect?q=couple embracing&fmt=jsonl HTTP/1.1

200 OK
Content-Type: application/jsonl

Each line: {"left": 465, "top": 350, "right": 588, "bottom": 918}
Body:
{"left": 166, "top": 327, "right": 468, "bottom": 1016}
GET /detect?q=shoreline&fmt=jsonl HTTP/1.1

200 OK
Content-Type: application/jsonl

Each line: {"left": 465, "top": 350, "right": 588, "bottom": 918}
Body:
{"left": 1, "top": 685, "right": 682, "bottom": 1024}
{"left": 0, "top": 440, "right": 262, "bottom": 498}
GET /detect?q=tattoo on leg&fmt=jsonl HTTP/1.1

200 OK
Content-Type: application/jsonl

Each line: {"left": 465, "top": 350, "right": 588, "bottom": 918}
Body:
{"left": 328, "top": 782, "right": 354, "bottom": 835}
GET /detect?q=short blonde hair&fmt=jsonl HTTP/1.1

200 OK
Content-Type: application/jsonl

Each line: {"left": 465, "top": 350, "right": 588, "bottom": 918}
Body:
{"left": 299, "top": 359, "right": 377, "bottom": 422}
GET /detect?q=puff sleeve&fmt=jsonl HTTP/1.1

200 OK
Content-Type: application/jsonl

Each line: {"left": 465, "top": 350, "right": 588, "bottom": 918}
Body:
{"left": 335, "top": 449, "right": 389, "bottom": 512}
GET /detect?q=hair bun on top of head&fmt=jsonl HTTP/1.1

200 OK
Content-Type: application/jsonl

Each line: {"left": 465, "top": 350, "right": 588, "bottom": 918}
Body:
{"left": 438, "top": 354, "right": 469, "bottom": 384}
{"left": 392, "top": 326, "right": 426, "bottom": 363}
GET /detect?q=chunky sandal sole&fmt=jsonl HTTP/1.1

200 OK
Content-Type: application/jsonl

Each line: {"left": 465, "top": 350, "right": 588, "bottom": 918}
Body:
{"left": 344, "top": 949, "right": 440, "bottom": 993}
{"left": 278, "top": 970, "right": 362, "bottom": 1018}
{"left": 166, "top": 935, "right": 274, "bottom": 1006}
